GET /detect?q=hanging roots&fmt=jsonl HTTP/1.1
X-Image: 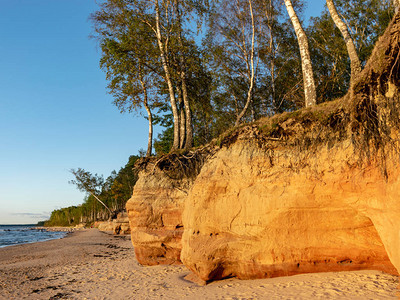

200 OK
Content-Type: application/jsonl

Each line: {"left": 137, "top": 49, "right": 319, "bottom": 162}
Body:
{"left": 135, "top": 146, "right": 217, "bottom": 181}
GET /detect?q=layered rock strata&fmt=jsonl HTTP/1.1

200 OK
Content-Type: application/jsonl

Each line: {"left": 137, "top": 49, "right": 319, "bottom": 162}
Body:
{"left": 95, "top": 211, "right": 131, "bottom": 235}
{"left": 126, "top": 162, "right": 192, "bottom": 265}
{"left": 181, "top": 12, "right": 400, "bottom": 281}
{"left": 180, "top": 12, "right": 400, "bottom": 281}
{"left": 181, "top": 140, "right": 399, "bottom": 281}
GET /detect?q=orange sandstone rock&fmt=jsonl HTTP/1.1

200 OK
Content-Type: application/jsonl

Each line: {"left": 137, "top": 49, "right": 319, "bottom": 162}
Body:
{"left": 126, "top": 165, "right": 191, "bottom": 265}
{"left": 181, "top": 141, "right": 399, "bottom": 281}
{"left": 96, "top": 211, "right": 131, "bottom": 235}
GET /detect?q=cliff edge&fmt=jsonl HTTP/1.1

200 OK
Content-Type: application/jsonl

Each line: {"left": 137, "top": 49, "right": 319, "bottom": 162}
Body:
{"left": 127, "top": 12, "right": 400, "bottom": 282}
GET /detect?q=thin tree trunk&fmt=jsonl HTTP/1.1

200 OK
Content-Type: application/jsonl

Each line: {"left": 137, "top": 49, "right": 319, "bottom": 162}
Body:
{"left": 138, "top": 60, "right": 153, "bottom": 157}
{"left": 155, "top": 0, "right": 180, "bottom": 150}
{"left": 144, "top": 101, "right": 153, "bottom": 157}
{"left": 175, "top": 0, "right": 193, "bottom": 149}
{"left": 235, "top": 0, "right": 256, "bottom": 126}
{"left": 234, "top": 93, "right": 239, "bottom": 118}
{"left": 89, "top": 191, "right": 112, "bottom": 219}
{"left": 180, "top": 103, "right": 186, "bottom": 148}
{"left": 177, "top": 84, "right": 186, "bottom": 149}
{"left": 181, "top": 70, "right": 193, "bottom": 149}
{"left": 265, "top": 0, "right": 277, "bottom": 113}
{"left": 283, "top": 0, "right": 316, "bottom": 107}
{"left": 326, "top": 0, "right": 361, "bottom": 85}
{"left": 271, "top": 59, "right": 277, "bottom": 112}
{"left": 269, "top": 25, "right": 276, "bottom": 112}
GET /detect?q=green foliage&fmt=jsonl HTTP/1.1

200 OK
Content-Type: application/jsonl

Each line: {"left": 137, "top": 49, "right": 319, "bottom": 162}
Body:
{"left": 154, "top": 127, "right": 174, "bottom": 155}
{"left": 93, "top": 5, "right": 161, "bottom": 114}
{"left": 69, "top": 168, "right": 105, "bottom": 196}
{"left": 307, "top": 11, "right": 350, "bottom": 102}
{"left": 46, "top": 155, "right": 140, "bottom": 226}
{"left": 307, "top": 0, "right": 396, "bottom": 102}
{"left": 45, "top": 206, "right": 83, "bottom": 227}
{"left": 203, "top": 0, "right": 305, "bottom": 125}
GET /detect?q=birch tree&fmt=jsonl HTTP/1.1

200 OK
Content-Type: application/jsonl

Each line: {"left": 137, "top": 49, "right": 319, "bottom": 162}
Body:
{"left": 326, "top": 0, "right": 361, "bottom": 84}
{"left": 137, "top": 59, "right": 154, "bottom": 157}
{"left": 283, "top": 0, "right": 316, "bottom": 107}
{"left": 174, "top": 0, "right": 193, "bottom": 148}
{"left": 234, "top": 0, "right": 257, "bottom": 126}
{"left": 93, "top": 0, "right": 205, "bottom": 151}
{"left": 256, "top": 0, "right": 303, "bottom": 112}
{"left": 149, "top": 0, "right": 181, "bottom": 150}
{"left": 206, "top": 0, "right": 261, "bottom": 125}
{"left": 92, "top": 1, "right": 160, "bottom": 156}
{"left": 69, "top": 169, "right": 113, "bottom": 219}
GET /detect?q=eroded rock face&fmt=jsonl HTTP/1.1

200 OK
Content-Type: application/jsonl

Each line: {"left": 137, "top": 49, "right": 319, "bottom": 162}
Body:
{"left": 126, "top": 165, "right": 191, "bottom": 265}
{"left": 181, "top": 141, "right": 400, "bottom": 281}
{"left": 180, "top": 11, "right": 400, "bottom": 281}
{"left": 95, "top": 211, "right": 131, "bottom": 235}
{"left": 127, "top": 12, "right": 400, "bottom": 281}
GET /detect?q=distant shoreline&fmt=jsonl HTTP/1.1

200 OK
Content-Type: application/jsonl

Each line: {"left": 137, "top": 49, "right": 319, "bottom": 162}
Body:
{"left": 0, "top": 224, "right": 72, "bottom": 249}
{"left": 0, "top": 224, "right": 37, "bottom": 226}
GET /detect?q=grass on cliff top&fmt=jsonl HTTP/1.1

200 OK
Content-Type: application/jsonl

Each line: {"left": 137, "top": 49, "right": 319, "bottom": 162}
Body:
{"left": 213, "top": 97, "right": 350, "bottom": 150}
{"left": 257, "top": 99, "right": 346, "bottom": 136}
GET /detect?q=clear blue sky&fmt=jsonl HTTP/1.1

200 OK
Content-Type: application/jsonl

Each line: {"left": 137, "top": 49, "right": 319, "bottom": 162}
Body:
{"left": 0, "top": 0, "right": 325, "bottom": 225}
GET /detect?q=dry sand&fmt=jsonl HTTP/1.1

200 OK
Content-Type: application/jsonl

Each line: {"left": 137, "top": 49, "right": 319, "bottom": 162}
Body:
{"left": 0, "top": 229, "right": 398, "bottom": 300}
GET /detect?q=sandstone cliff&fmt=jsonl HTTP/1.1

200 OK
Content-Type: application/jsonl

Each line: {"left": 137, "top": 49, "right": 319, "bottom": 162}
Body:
{"left": 95, "top": 211, "right": 131, "bottom": 235}
{"left": 125, "top": 158, "right": 196, "bottom": 265}
{"left": 181, "top": 138, "right": 399, "bottom": 280}
{"left": 127, "top": 12, "right": 400, "bottom": 281}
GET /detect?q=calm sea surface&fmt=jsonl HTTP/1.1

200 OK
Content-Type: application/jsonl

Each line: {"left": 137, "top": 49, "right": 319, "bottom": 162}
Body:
{"left": 0, "top": 225, "right": 67, "bottom": 248}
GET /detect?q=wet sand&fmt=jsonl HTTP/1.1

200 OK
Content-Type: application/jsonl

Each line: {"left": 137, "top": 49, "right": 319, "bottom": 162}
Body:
{"left": 0, "top": 229, "right": 398, "bottom": 299}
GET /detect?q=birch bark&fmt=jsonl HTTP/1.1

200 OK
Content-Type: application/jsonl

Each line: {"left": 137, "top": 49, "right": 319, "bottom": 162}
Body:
{"left": 155, "top": 0, "right": 180, "bottom": 150}
{"left": 283, "top": 0, "right": 316, "bottom": 107}
{"left": 175, "top": 0, "right": 193, "bottom": 149}
{"left": 326, "top": 0, "right": 361, "bottom": 85}
{"left": 235, "top": 0, "right": 256, "bottom": 126}
{"left": 138, "top": 60, "right": 153, "bottom": 157}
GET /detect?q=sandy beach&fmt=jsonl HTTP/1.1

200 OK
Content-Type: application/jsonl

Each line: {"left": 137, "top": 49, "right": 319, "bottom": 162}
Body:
{"left": 0, "top": 229, "right": 398, "bottom": 300}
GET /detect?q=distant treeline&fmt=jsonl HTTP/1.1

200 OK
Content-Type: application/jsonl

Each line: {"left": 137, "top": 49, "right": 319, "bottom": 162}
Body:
{"left": 44, "top": 155, "right": 139, "bottom": 227}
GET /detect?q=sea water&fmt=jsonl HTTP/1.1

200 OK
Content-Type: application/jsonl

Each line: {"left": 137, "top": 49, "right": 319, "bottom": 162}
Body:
{"left": 0, "top": 225, "right": 67, "bottom": 248}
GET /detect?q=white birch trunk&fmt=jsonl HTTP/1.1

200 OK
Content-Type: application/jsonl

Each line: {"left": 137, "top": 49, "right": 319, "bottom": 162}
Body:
{"left": 144, "top": 100, "right": 153, "bottom": 157}
{"left": 89, "top": 191, "right": 112, "bottom": 218}
{"left": 326, "top": 0, "right": 361, "bottom": 85}
{"left": 178, "top": 87, "right": 186, "bottom": 149}
{"left": 138, "top": 61, "right": 153, "bottom": 157}
{"left": 283, "top": 0, "right": 316, "bottom": 107}
{"left": 174, "top": 0, "right": 193, "bottom": 149}
{"left": 235, "top": 0, "right": 256, "bottom": 126}
{"left": 155, "top": 0, "right": 180, "bottom": 150}
{"left": 181, "top": 69, "right": 193, "bottom": 149}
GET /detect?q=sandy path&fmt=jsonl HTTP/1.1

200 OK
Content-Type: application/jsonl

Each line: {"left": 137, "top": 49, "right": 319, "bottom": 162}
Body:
{"left": 0, "top": 229, "right": 398, "bottom": 299}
